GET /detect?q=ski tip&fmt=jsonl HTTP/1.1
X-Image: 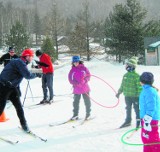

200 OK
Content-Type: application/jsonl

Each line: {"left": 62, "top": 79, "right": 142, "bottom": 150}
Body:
{"left": 15, "top": 141, "right": 19, "bottom": 144}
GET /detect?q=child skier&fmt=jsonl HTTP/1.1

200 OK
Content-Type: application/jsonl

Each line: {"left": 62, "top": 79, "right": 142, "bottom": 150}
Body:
{"left": 116, "top": 57, "right": 142, "bottom": 129}
{"left": 139, "top": 72, "right": 160, "bottom": 152}
{"left": 68, "top": 56, "right": 91, "bottom": 120}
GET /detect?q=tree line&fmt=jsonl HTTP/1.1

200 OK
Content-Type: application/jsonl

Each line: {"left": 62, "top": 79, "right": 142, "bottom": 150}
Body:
{"left": 0, "top": 0, "right": 160, "bottom": 62}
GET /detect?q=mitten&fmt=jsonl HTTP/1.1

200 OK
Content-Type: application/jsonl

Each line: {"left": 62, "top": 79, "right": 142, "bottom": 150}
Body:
{"left": 143, "top": 115, "right": 152, "bottom": 132}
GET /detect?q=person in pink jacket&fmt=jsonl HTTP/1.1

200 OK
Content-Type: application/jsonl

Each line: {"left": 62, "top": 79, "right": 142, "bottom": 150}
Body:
{"left": 68, "top": 56, "right": 91, "bottom": 120}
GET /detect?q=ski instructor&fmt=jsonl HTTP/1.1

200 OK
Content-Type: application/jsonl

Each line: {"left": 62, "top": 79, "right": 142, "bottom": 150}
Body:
{"left": 0, "top": 48, "right": 41, "bottom": 132}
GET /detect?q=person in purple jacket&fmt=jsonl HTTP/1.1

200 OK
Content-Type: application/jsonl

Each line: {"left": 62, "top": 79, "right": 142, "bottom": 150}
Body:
{"left": 68, "top": 56, "right": 91, "bottom": 120}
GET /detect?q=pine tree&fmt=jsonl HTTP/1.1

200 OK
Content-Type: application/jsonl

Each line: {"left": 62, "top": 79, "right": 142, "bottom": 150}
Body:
{"left": 5, "top": 21, "right": 29, "bottom": 55}
{"left": 105, "top": 0, "right": 147, "bottom": 62}
{"left": 41, "top": 36, "right": 56, "bottom": 62}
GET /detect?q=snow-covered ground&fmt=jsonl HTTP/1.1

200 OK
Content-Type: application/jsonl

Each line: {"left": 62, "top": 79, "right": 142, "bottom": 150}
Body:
{"left": 0, "top": 57, "right": 160, "bottom": 152}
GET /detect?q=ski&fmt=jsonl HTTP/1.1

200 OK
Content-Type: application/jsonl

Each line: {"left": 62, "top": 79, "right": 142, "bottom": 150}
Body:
{"left": 0, "top": 136, "right": 19, "bottom": 145}
{"left": 72, "top": 116, "right": 96, "bottom": 128}
{"left": 49, "top": 118, "right": 81, "bottom": 127}
{"left": 18, "top": 127, "right": 47, "bottom": 142}
{"left": 26, "top": 99, "right": 62, "bottom": 109}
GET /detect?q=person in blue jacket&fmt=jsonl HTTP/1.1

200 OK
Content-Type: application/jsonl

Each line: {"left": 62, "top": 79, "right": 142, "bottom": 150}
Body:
{"left": 0, "top": 49, "right": 40, "bottom": 132}
{"left": 139, "top": 72, "right": 160, "bottom": 152}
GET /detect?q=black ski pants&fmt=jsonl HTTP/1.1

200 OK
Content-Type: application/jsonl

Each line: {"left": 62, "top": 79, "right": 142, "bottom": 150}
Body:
{"left": 0, "top": 83, "right": 27, "bottom": 125}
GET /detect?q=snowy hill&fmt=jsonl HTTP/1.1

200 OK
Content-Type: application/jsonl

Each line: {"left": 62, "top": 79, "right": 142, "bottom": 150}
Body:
{"left": 1, "top": 59, "right": 160, "bottom": 151}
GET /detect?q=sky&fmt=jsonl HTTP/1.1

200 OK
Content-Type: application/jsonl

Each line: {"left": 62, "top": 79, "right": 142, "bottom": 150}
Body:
{"left": 0, "top": 55, "right": 160, "bottom": 152}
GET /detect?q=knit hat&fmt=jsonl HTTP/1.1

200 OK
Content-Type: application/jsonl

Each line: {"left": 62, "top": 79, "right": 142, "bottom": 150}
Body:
{"left": 36, "top": 50, "right": 42, "bottom": 57}
{"left": 8, "top": 46, "right": 14, "bottom": 52}
{"left": 72, "top": 56, "right": 80, "bottom": 63}
{"left": 126, "top": 56, "right": 138, "bottom": 68}
{"left": 140, "top": 72, "right": 154, "bottom": 85}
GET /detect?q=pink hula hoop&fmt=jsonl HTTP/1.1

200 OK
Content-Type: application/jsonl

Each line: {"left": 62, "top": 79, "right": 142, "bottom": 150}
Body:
{"left": 86, "top": 74, "right": 120, "bottom": 108}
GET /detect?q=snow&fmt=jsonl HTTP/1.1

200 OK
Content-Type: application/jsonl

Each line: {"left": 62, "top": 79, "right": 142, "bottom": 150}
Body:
{"left": 1, "top": 57, "right": 160, "bottom": 152}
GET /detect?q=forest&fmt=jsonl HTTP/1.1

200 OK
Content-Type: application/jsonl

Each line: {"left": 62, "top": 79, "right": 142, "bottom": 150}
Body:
{"left": 0, "top": 0, "right": 160, "bottom": 62}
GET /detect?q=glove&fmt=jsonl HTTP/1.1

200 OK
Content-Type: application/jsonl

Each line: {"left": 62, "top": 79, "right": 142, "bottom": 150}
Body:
{"left": 31, "top": 64, "right": 39, "bottom": 69}
{"left": 35, "top": 60, "right": 49, "bottom": 67}
{"left": 143, "top": 115, "right": 152, "bottom": 132}
{"left": 115, "top": 93, "right": 120, "bottom": 98}
{"left": 35, "top": 73, "right": 42, "bottom": 78}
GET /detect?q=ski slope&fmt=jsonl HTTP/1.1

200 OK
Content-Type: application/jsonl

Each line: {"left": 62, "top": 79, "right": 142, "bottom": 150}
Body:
{"left": 1, "top": 58, "right": 160, "bottom": 152}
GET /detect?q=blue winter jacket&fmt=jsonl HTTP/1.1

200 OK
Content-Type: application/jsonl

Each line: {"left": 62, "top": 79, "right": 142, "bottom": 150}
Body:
{"left": 139, "top": 84, "right": 160, "bottom": 120}
{"left": 0, "top": 58, "right": 36, "bottom": 87}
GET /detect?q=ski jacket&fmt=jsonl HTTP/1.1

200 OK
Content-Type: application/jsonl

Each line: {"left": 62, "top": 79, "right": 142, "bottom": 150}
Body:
{"left": 0, "top": 53, "right": 19, "bottom": 66}
{"left": 0, "top": 58, "right": 36, "bottom": 87}
{"left": 68, "top": 64, "right": 90, "bottom": 94}
{"left": 118, "top": 70, "right": 142, "bottom": 97}
{"left": 39, "top": 53, "right": 54, "bottom": 74}
{"left": 139, "top": 84, "right": 160, "bottom": 120}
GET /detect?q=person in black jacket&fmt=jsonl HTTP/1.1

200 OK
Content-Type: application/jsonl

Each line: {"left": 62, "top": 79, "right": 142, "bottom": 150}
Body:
{"left": 0, "top": 47, "right": 19, "bottom": 67}
{"left": 0, "top": 49, "right": 41, "bottom": 132}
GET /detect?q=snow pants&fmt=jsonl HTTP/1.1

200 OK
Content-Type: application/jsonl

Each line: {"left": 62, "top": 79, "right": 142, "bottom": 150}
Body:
{"left": 73, "top": 93, "right": 91, "bottom": 117}
{"left": 124, "top": 96, "right": 140, "bottom": 123}
{"left": 141, "top": 120, "right": 160, "bottom": 152}
{"left": 0, "top": 82, "right": 27, "bottom": 126}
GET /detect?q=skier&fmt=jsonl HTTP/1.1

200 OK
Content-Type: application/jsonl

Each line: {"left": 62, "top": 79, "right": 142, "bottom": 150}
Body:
{"left": 116, "top": 56, "right": 142, "bottom": 129}
{"left": 68, "top": 56, "right": 91, "bottom": 120}
{"left": 0, "top": 49, "right": 41, "bottom": 132}
{"left": 139, "top": 72, "right": 160, "bottom": 152}
{"left": 0, "top": 46, "right": 19, "bottom": 67}
{"left": 35, "top": 50, "right": 54, "bottom": 104}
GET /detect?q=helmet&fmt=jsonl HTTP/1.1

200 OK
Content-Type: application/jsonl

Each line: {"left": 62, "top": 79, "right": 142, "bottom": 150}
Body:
{"left": 22, "top": 49, "right": 34, "bottom": 57}
{"left": 72, "top": 56, "right": 80, "bottom": 63}
{"left": 140, "top": 72, "right": 154, "bottom": 85}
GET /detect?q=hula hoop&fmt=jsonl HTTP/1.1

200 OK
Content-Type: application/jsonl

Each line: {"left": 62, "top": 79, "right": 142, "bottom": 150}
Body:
{"left": 85, "top": 74, "right": 120, "bottom": 108}
{"left": 121, "top": 128, "right": 143, "bottom": 146}
{"left": 121, "top": 127, "right": 160, "bottom": 146}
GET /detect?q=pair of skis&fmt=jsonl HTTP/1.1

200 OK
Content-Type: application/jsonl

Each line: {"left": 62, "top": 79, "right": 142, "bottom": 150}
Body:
{"left": 0, "top": 136, "right": 19, "bottom": 145}
{"left": 0, "top": 128, "right": 47, "bottom": 145}
{"left": 49, "top": 116, "right": 96, "bottom": 127}
{"left": 25, "top": 99, "right": 62, "bottom": 109}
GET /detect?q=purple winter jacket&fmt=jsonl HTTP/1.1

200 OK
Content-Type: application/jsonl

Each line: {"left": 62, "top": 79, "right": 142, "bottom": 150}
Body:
{"left": 68, "top": 64, "right": 91, "bottom": 94}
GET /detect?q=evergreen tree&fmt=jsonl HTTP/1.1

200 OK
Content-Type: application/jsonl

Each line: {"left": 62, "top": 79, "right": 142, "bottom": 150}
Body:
{"left": 5, "top": 21, "right": 29, "bottom": 55}
{"left": 105, "top": 0, "right": 147, "bottom": 62}
{"left": 33, "top": 8, "right": 41, "bottom": 46}
{"left": 41, "top": 36, "right": 56, "bottom": 62}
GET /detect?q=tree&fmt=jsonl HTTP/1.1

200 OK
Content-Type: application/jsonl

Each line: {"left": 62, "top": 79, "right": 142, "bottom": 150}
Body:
{"left": 105, "top": 0, "right": 147, "bottom": 62}
{"left": 143, "top": 20, "right": 160, "bottom": 37}
{"left": 33, "top": 0, "right": 41, "bottom": 46}
{"left": 5, "top": 21, "right": 29, "bottom": 55}
{"left": 0, "top": 2, "right": 5, "bottom": 47}
{"left": 41, "top": 36, "right": 56, "bottom": 62}
{"left": 43, "top": 1, "right": 63, "bottom": 60}
{"left": 68, "top": 23, "right": 86, "bottom": 56}
{"left": 69, "top": 0, "right": 94, "bottom": 61}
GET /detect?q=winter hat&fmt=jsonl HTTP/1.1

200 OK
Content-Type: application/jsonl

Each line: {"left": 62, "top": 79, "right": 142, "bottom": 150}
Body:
{"left": 72, "top": 56, "right": 80, "bottom": 63}
{"left": 22, "top": 49, "right": 34, "bottom": 57}
{"left": 126, "top": 56, "right": 138, "bottom": 68}
{"left": 140, "top": 72, "right": 154, "bottom": 85}
{"left": 36, "top": 50, "right": 42, "bottom": 57}
{"left": 8, "top": 46, "right": 14, "bottom": 52}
